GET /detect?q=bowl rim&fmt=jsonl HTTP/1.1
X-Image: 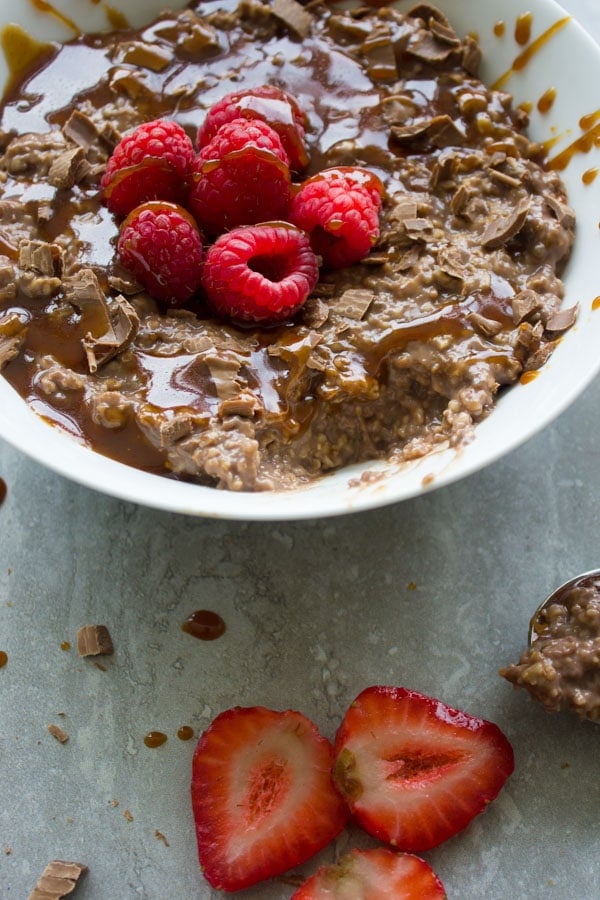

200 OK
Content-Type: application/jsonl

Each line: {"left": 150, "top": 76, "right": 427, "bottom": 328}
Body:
{"left": 0, "top": 0, "right": 599, "bottom": 520}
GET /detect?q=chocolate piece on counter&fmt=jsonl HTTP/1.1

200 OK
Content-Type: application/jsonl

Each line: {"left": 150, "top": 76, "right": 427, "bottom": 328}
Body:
{"left": 76, "top": 624, "right": 114, "bottom": 657}
{"left": 47, "top": 723, "right": 69, "bottom": 743}
{"left": 271, "top": 0, "right": 313, "bottom": 39}
{"left": 28, "top": 860, "right": 88, "bottom": 900}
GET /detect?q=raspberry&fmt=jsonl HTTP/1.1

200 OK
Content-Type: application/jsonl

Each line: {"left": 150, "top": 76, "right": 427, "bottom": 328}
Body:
{"left": 198, "top": 85, "right": 308, "bottom": 171}
{"left": 188, "top": 118, "right": 292, "bottom": 236}
{"left": 101, "top": 119, "right": 196, "bottom": 217}
{"left": 288, "top": 167, "right": 383, "bottom": 269}
{"left": 201, "top": 224, "right": 319, "bottom": 324}
{"left": 117, "top": 201, "right": 204, "bottom": 307}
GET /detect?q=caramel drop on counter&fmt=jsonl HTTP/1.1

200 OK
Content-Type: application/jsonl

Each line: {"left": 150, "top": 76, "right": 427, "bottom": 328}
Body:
{"left": 494, "top": 21, "right": 506, "bottom": 38}
{"left": 0, "top": 478, "right": 6, "bottom": 506}
{"left": 537, "top": 87, "right": 556, "bottom": 115}
{"left": 515, "top": 12, "right": 533, "bottom": 46}
{"left": 583, "top": 167, "right": 599, "bottom": 185}
{"left": 520, "top": 370, "right": 539, "bottom": 385}
{"left": 592, "top": 296, "right": 600, "bottom": 311}
{"left": 177, "top": 726, "right": 194, "bottom": 741}
{"left": 60, "top": 641, "right": 71, "bottom": 651}
{"left": 144, "top": 731, "right": 168, "bottom": 748}
{"left": 0, "top": 651, "right": 8, "bottom": 668}
{"left": 182, "top": 609, "right": 226, "bottom": 641}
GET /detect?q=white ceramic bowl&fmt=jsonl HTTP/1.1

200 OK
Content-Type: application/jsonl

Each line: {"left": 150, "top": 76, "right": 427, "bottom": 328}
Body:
{"left": 0, "top": 0, "right": 599, "bottom": 519}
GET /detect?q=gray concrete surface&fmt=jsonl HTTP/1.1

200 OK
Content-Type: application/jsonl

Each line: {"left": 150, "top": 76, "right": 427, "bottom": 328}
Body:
{"left": 1, "top": 1, "right": 600, "bottom": 897}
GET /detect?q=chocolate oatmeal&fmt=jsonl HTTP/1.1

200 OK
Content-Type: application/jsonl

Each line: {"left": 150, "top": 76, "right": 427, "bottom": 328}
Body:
{"left": 0, "top": 1, "right": 576, "bottom": 490}
{"left": 500, "top": 574, "right": 600, "bottom": 721}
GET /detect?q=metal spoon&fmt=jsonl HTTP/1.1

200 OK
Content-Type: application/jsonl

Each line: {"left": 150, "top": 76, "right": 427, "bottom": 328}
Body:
{"left": 527, "top": 568, "right": 600, "bottom": 645}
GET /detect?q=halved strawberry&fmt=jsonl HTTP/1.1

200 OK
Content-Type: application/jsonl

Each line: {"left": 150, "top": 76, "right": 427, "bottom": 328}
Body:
{"left": 332, "top": 686, "right": 514, "bottom": 852}
{"left": 191, "top": 706, "right": 348, "bottom": 892}
{"left": 292, "top": 847, "right": 446, "bottom": 900}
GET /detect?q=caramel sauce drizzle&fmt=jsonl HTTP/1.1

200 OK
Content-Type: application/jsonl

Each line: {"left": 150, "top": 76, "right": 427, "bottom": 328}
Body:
{"left": 520, "top": 370, "right": 539, "bottom": 385}
{"left": 583, "top": 167, "right": 599, "bottom": 185}
{"left": 492, "top": 17, "right": 571, "bottom": 90}
{"left": 514, "top": 12, "right": 533, "bottom": 46}
{"left": 0, "top": 25, "right": 55, "bottom": 102}
{"left": 177, "top": 726, "right": 194, "bottom": 741}
{"left": 537, "top": 87, "right": 556, "bottom": 115}
{"left": 493, "top": 21, "right": 506, "bottom": 38}
{"left": 548, "top": 117, "right": 600, "bottom": 171}
{"left": 103, "top": 5, "right": 130, "bottom": 30}
{"left": 29, "top": 0, "right": 80, "bottom": 36}
{"left": 592, "top": 296, "right": 600, "bottom": 311}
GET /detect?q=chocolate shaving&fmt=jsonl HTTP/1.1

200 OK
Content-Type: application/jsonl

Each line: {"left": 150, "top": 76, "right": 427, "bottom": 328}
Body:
{"left": 48, "top": 147, "right": 89, "bottom": 189}
{"left": 544, "top": 193, "right": 576, "bottom": 229}
{"left": 334, "top": 288, "right": 375, "bottom": 321}
{"left": 545, "top": 304, "right": 578, "bottom": 332}
{"left": 407, "top": 31, "right": 456, "bottom": 64}
{"left": 481, "top": 198, "right": 530, "bottom": 249}
{"left": 300, "top": 296, "right": 330, "bottom": 328}
{"left": 271, "top": 0, "right": 313, "bottom": 39}
{"left": 0, "top": 264, "right": 16, "bottom": 302}
{"left": 47, "top": 723, "right": 69, "bottom": 743}
{"left": 117, "top": 41, "right": 172, "bottom": 71}
{"left": 18, "top": 239, "right": 63, "bottom": 278}
{"left": 204, "top": 353, "right": 243, "bottom": 401}
{"left": 83, "top": 294, "right": 140, "bottom": 373}
{"left": 461, "top": 35, "right": 481, "bottom": 75}
{"left": 62, "top": 111, "right": 99, "bottom": 151}
{"left": 524, "top": 339, "right": 558, "bottom": 371}
{"left": 468, "top": 312, "right": 504, "bottom": 337}
{"left": 0, "top": 312, "right": 27, "bottom": 370}
{"left": 512, "top": 289, "right": 542, "bottom": 324}
{"left": 219, "top": 390, "right": 263, "bottom": 418}
{"left": 28, "top": 860, "right": 88, "bottom": 900}
{"left": 159, "top": 413, "right": 194, "bottom": 448}
{"left": 76, "top": 624, "right": 114, "bottom": 657}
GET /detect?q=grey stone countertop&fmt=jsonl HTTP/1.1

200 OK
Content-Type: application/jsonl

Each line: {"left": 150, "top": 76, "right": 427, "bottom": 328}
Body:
{"left": 1, "top": 1, "right": 600, "bottom": 898}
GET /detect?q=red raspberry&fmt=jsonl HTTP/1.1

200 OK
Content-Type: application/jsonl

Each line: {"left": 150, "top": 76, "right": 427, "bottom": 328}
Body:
{"left": 188, "top": 118, "right": 292, "bottom": 236}
{"left": 101, "top": 119, "right": 195, "bottom": 218}
{"left": 198, "top": 85, "right": 308, "bottom": 171}
{"left": 288, "top": 167, "right": 384, "bottom": 269}
{"left": 201, "top": 224, "right": 319, "bottom": 324}
{"left": 117, "top": 201, "right": 204, "bottom": 307}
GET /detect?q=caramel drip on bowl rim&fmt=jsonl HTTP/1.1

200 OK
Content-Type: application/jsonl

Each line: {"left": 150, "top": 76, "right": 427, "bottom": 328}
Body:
{"left": 492, "top": 16, "right": 571, "bottom": 91}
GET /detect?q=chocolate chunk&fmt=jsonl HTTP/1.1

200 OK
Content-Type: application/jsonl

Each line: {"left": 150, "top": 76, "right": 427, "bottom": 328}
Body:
{"left": 271, "top": 0, "right": 313, "bottom": 39}
{"left": 461, "top": 35, "right": 481, "bottom": 75}
{"left": 0, "top": 264, "right": 16, "bottom": 302}
{"left": 28, "top": 860, "right": 88, "bottom": 900}
{"left": 219, "top": 391, "right": 263, "bottom": 418}
{"left": 481, "top": 198, "right": 530, "bottom": 249}
{"left": 76, "top": 624, "right": 114, "bottom": 657}
{"left": 47, "top": 723, "right": 69, "bottom": 743}
{"left": 544, "top": 193, "right": 576, "bottom": 229}
{"left": 159, "top": 413, "right": 195, "bottom": 448}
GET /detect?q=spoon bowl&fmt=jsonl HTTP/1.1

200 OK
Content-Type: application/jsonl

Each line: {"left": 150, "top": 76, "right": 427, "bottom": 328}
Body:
{"left": 528, "top": 569, "right": 600, "bottom": 645}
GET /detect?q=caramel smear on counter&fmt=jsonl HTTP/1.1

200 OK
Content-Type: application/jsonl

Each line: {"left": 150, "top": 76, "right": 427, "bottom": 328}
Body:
{"left": 0, "top": 477, "right": 6, "bottom": 505}
{"left": 0, "top": 650, "right": 7, "bottom": 668}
